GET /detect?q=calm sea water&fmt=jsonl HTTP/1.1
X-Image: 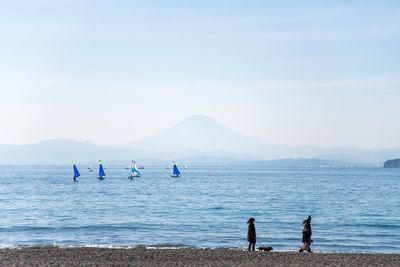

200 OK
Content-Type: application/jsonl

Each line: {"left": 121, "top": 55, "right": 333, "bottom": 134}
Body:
{"left": 0, "top": 165, "right": 399, "bottom": 253}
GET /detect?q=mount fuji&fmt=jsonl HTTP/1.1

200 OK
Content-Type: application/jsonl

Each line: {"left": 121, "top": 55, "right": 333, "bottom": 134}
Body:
{"left": 120, "top": 115, "right": 269, "bottom": 155}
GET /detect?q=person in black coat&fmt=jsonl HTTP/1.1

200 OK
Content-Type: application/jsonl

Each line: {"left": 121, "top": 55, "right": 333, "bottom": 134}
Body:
{"left": 299, "top": 215, "right": 313, "bottom": 252}
{"left": 247, "top": 218, "right": 256, "bottom": 251}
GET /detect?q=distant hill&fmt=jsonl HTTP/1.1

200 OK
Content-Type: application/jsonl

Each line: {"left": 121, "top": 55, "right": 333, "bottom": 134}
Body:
{"left": 383, "top": 159, "right": 400, "bottom": 168}
{"left": 0, "top": 139, "right": 136, "bottom": 164}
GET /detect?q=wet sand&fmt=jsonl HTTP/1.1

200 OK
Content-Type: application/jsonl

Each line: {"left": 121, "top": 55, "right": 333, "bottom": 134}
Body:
{"left": 1, "top": 247, "right": 399, "bottom": 267}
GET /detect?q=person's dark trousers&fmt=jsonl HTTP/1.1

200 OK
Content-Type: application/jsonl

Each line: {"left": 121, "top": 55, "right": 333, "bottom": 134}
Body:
{"left": 248, "top": 242, "right": 255, "bottom": 251}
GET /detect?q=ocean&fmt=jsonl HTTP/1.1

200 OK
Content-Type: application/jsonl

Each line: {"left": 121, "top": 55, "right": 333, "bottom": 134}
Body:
{"left": 0, "top": 165, "right": 399, "bottom": 253}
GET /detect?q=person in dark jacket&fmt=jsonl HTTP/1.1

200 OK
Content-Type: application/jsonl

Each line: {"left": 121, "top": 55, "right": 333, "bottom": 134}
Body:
{"left": 299, "top": 215, "right": 313, "bottom": 252}
{"left": 247, "top": 218, "right": 256, "bottom": 251}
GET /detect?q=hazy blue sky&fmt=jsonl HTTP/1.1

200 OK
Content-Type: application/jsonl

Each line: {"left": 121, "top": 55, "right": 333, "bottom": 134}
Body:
{"left": 0, "top": 0, "right": 399, "bottom": 148}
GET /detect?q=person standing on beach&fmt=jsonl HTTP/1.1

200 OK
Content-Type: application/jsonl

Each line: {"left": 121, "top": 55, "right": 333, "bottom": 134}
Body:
{"left": 299, "top": 215, "right": 313, "bottom": 252}
{"left": 247, "top": 218, "right": 256, "bottom": 251}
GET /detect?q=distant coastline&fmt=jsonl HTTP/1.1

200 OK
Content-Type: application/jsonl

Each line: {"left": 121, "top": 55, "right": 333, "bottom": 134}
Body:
{"left": 0, "top": 115, "right": 399, "bottom": 165}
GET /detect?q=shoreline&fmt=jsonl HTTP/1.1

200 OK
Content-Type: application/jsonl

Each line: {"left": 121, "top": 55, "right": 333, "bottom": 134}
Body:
{"left": 3, "top": 244, "right": 398, "bottom": 254}
{"left": 1, "top": 247, "right": 400, "bottom": 267}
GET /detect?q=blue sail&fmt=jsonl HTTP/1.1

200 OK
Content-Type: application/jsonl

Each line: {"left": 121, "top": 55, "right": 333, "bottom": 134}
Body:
{"left": 99, "top": 162, "right": 106, "bottom": 177}
{"left": 73, "top": 164, "right": 80, "bottom": 178}
{"left": 173, "top": 163, "right": 181, "bottom": 176}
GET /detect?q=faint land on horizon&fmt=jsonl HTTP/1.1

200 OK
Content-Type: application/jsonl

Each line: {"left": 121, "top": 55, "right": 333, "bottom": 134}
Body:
{"left": 0, "top": 115, "right": 398, "bottom": 165}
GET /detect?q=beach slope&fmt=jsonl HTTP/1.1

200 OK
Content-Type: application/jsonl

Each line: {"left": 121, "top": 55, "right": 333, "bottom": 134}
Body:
{"left": 1, "top": 248, "right": 400, "bottom": 267}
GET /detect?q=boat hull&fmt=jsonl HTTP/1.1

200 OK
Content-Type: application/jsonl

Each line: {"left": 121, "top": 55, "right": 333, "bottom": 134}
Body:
{"left": 97, "top": 176, "right": 105, "bottom": 180}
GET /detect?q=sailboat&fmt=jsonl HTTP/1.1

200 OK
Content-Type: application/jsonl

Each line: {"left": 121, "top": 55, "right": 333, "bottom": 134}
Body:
{"left": 171, "top": 161, "right": 181, "bottom": 177}
{"left": 128, "top": 160, "right": 141, "bottom": 179}
{"left": 98, "top": 160, "right": 106, "bottom": 180}
{"left": 73, "top": 161, "right": 80, "bottom": 182}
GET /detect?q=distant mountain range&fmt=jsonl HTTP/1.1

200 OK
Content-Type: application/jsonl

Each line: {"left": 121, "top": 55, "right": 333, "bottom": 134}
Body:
{"left": 0, "top": 115, "right": 398, "bottom": 165}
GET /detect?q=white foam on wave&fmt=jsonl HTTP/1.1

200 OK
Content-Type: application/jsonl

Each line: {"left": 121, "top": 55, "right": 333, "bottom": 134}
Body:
{"left": 0, "top": 244, "right": 18, "bottom": 249}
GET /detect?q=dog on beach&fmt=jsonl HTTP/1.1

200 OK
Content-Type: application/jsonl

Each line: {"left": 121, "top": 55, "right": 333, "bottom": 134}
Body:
{"left": 258, "top": 246, "right": 273, "bottom": 252}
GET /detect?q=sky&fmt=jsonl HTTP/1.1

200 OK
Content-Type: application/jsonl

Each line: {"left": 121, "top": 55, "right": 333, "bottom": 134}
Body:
{"left": 0, "top": 0, "right": 399, "bottom": 149}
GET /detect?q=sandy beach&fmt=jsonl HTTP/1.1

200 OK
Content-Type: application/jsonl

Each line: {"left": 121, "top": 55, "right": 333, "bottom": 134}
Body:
{"left": 0, "top": 248, "right": 399, "bottom": 267}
